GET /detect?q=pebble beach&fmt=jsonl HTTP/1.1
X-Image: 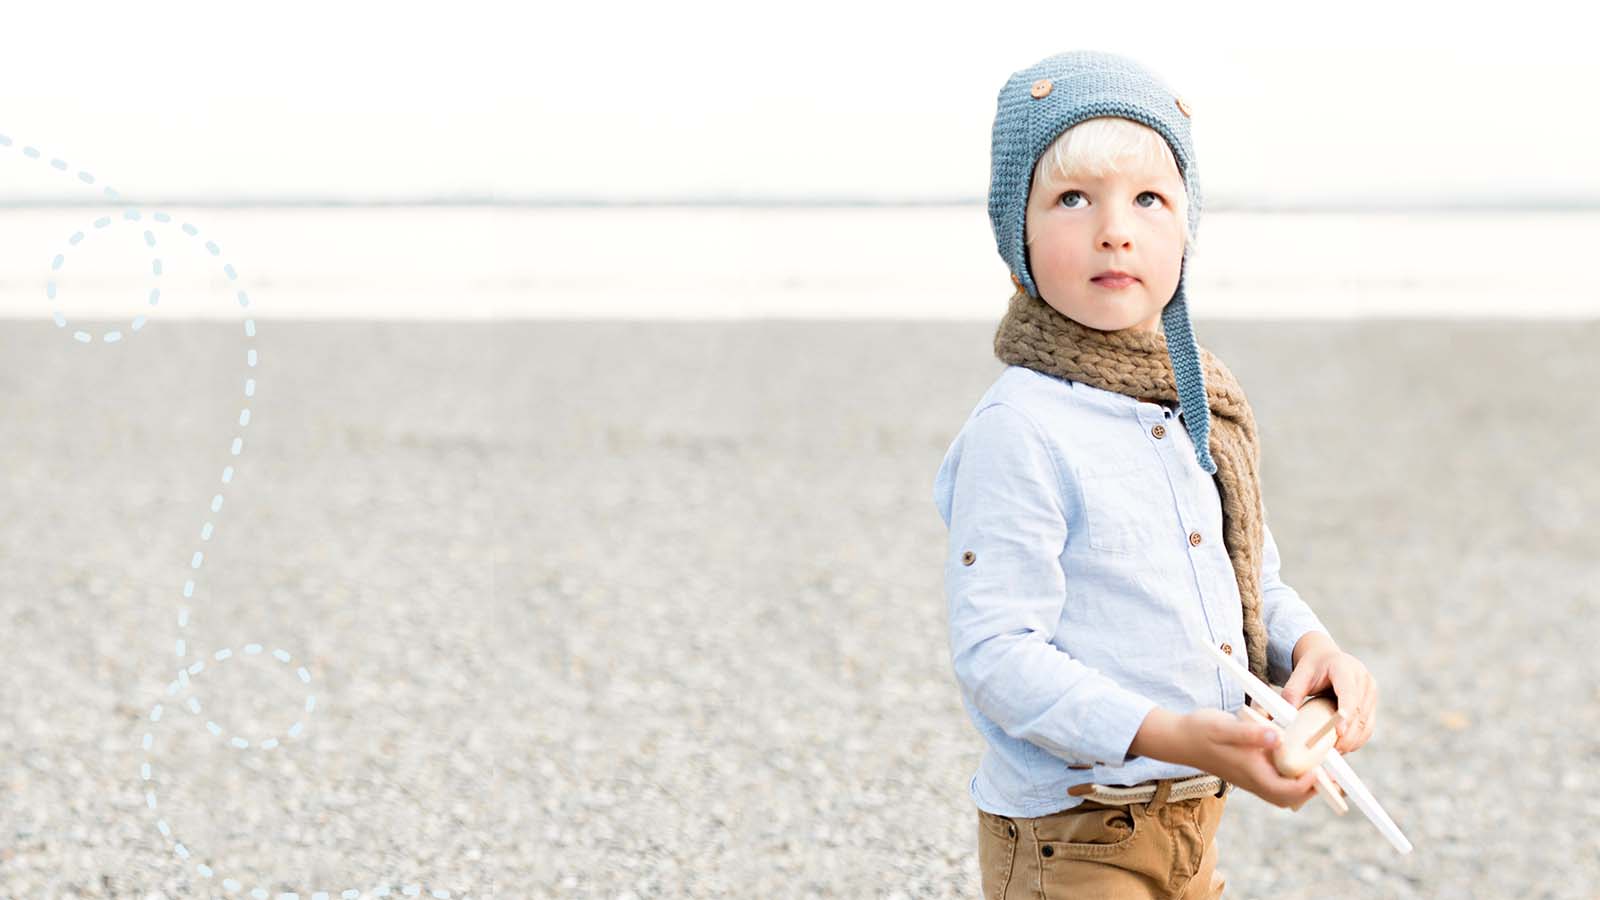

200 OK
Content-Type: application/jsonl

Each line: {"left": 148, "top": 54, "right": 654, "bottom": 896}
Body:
{"left": 2, "top": 317, "right": 1597, "bottom": 898}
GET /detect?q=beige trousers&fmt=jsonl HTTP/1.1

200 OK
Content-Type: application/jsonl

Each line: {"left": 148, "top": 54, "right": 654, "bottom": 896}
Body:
{"left": 976, "top": 777, "right": 1229, "bottom": 899}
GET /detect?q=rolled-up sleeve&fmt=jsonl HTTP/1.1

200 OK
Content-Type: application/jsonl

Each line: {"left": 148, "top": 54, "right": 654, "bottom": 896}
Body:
{"left": 1260, "top": 517, "right": 1332, "bottom": 685}
{"left": 939, "top": 402, "right": 1159, "bottom": 766}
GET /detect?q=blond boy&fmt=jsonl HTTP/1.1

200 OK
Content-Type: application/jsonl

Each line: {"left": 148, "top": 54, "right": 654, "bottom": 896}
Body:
{"left": 933, "top": 51, "right": 1380, "bottom": 899}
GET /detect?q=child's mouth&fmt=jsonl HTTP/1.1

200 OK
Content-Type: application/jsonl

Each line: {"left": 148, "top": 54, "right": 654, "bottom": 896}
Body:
{"left": 1091, "top": 275, "right": 1139, "bottom": 290}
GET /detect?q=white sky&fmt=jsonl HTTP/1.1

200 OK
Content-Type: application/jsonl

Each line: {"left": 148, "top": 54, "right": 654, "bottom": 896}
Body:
{"left": 0, "top": 1, "right": 1596, "bottom": 205}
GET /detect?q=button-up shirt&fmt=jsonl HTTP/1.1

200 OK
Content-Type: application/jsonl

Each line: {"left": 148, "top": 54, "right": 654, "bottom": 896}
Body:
{"left": 933, "top": 365, "right": 1331, "bottom": 817}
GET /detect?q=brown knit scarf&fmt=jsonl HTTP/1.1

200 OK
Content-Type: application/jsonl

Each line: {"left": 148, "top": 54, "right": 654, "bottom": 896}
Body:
{"left": 992, "top": 287, "right": 1272, "bottom": 683}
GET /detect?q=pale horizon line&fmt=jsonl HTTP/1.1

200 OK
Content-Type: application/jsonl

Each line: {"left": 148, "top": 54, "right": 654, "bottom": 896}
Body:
{"left": 1, "top": 193, "right": 1599, "bottom": 212}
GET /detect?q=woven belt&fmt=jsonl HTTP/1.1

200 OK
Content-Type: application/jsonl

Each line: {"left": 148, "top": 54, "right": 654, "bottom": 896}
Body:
{"left": 1067, "top": 774, "right": 1230, "bottom": 805}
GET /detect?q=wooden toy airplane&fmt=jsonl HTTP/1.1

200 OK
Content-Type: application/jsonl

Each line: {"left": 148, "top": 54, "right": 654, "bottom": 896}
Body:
{"left": 1202, "top": 639, "right": 1413, "bottom": 854}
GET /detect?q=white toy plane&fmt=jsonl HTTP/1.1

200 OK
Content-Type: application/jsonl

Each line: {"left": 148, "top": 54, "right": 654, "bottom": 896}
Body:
{"left": 1202, "top": 639, "right": 1413, "bottom": 854}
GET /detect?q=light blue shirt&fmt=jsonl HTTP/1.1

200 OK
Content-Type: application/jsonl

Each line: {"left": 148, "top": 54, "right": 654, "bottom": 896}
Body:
{"left": 933, "top": 365, "right": 1331, "bottom": 817}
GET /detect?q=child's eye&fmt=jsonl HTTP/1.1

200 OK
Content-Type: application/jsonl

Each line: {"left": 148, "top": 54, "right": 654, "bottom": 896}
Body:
{"left": 1058, "top": 190, "right": 1165, "bottom": 209}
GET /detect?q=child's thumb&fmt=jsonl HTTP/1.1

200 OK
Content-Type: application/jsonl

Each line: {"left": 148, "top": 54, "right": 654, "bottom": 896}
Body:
{"left": 1229, "top": 709, "right": 1280, "bottom": 748}
{"left": 1280, "top": 673, "right": 1311, "bottom": 708}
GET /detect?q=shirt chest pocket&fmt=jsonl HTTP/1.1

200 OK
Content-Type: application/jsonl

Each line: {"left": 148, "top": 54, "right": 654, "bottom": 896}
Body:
{"left": 1077, "top": 463, "right": 1175, "bottom": 555}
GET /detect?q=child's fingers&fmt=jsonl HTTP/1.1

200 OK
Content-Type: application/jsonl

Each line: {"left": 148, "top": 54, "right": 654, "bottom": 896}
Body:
{"left": 1351, "top": 705, "right": 1377, "bottom": 751}
{"left": 1290, "top": 771, "right": 1320, "bottom": 808}
{"left": 1334, "top": 681, "right": 1377, "bottom": 752}
{"left": 1337, "top": 694, "right": 1375, "bottom": 752}
{"left": 1271, "top": 768, "right": 1320, "bottom": 810}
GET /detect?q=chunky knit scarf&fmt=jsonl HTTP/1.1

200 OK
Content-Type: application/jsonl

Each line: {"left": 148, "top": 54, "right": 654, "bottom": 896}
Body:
{"left": 992, "top": 287, "right": 1271, "bottom": 683}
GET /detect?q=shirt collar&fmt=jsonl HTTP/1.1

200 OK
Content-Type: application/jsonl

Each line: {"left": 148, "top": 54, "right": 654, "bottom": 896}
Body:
{"left": 1069, "top": 379, "right": 1183, "bottom": 418}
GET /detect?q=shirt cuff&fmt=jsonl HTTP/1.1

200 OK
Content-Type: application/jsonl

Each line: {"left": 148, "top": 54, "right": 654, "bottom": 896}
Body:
{"left": 1076, "top": 679, "right": 1161, "bottom": 765}
{"left": 1266, "top": 604, "right": 1331, "bottom": 685}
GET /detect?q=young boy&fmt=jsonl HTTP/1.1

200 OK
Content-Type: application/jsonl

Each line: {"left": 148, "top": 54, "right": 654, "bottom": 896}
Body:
{"left": 933, "top": 51, "right": 1381, "bottom": 899}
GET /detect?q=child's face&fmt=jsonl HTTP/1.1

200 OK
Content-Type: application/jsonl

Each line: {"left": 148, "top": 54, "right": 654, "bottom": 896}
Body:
{"left": 1023, "top": 145, "right": 1187, "bottom": 334}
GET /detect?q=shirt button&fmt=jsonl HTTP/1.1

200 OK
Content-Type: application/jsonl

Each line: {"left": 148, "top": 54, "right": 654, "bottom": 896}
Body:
{"left": 1220, "top": 642, "right": 1232, "bottom": 655}
{"left": 1151, "top": 424, "right": 1166, "bottom": 439}
{"left": 1189, "top": 531, "right": 1203, "bottom": 546}
{"left": 961, "top": 550, "right": 977, "bottom": 566}
{"left": 1030, "top": 78, "right": 1053, "bottom": 99}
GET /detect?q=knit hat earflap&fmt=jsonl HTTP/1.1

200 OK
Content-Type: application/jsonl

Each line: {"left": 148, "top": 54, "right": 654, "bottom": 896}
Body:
{"left": 986, "top": 49, "right": 1216, "bottom": 474}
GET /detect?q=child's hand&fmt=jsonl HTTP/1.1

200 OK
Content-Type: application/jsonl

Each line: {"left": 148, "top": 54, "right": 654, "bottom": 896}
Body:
{"left": 1279, "top": 645, "right": 1378, "bottom": 755}
{"left": 1180, "top": 708, "right": 1320, "bottom": 810}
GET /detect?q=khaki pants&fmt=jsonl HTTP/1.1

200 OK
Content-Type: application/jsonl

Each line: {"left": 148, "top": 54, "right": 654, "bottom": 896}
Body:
{"left": 976, "top": 778, "right": 1229, "bottom": 899}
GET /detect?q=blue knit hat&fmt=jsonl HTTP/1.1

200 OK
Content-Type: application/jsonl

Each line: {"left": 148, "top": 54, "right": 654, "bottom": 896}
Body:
{"left": 987, "top": 49, "right": 1216, "bottom": 475}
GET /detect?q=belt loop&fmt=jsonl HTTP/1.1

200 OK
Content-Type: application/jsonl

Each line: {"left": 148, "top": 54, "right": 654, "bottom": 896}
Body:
{"left": 1144, "top": 778, "right": 1172, "bottom": 814}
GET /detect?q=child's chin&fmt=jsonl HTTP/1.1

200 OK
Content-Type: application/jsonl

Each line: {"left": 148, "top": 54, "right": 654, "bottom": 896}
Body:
{"left": 1044, "top": 294, "right": 1154, "bottom": 333}
{"left": 1076, "top": 309, "right": 1152, "bottom": 333}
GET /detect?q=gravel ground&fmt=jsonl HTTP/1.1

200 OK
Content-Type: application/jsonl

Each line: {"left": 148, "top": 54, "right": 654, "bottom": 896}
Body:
{"left": 1, "top": 318, "right": 1596, "bottom": 899}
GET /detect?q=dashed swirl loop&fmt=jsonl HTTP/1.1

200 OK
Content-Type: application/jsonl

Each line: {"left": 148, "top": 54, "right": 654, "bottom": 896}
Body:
{"left": 8, "top": 132, "right": 473, "bottom": 900}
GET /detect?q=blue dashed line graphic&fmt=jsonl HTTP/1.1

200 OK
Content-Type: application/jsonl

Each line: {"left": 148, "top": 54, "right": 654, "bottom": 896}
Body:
{"left": 6, "top": 133, "right": 474, "bottom": 900}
